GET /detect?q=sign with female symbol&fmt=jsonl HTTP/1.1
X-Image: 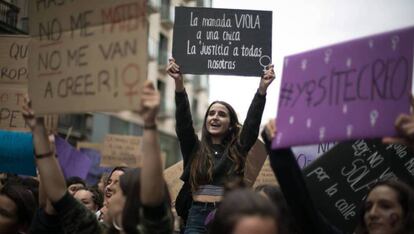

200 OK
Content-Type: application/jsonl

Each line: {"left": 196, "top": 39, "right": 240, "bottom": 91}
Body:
{"left": 173, "top": 7, "right": 272, "bottom": 76}
{"left": 273, "top": 26, "right": 414, "bottom": 149}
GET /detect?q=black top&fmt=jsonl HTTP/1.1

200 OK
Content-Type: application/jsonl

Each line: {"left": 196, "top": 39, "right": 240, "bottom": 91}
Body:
{"left": 29, "top": 192, "right": 173, "bottom": 234}
{"left": 175, "top": 89, "right": 266, "bottom": 186}
{"left": 261, "top": 131, "right": 343, "bottom": 234}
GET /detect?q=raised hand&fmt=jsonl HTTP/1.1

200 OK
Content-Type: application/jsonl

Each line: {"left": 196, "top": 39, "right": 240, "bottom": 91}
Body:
{"left": 166, "top": 58, "right": 184, "bottom": 92}
{"left": 383, "top": 113, "right": 414, "bottom": 147}
{"left": 138, "top": 81, "right": 160, "bottom": 126}
{"left": 258, "top": 64, "right": 275, "bottom": 95}
{"left": 22, "top": 96, "right": 45, "bottom": 131}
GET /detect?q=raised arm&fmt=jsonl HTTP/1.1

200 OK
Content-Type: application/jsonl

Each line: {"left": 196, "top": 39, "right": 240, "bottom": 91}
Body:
{"left": 167, "top": 58, "right": 198, "bottom": 165}
{"left": 22, "top": 98, "right": 66, "bottom": 203}
{"left": 138, "top": 81, "right": 165, "bottom": 205}
{"left": 262, "top": 119, "right": 342, "bottom": 234}
{"left": 167, "top": 58, "right": 184, "bottom": 92}
{"left": 239, "top": 65, "right": 275, "bottom": 152}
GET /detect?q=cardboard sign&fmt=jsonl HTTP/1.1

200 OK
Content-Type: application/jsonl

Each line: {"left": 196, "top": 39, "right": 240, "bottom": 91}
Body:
{"left": 0, "top": 130, "right": 36, "bottom": 176}
{"left": 101, "top": 134, "right": 141, "bottom": 167}
{"left": 173, "top": 7, "right": 272, "bottom": 76}
{"left": 0, "top": 85, "right": 28, "bottom": 131}
{"left": 28, "top": 0, "right": 148, "bottom": 114}
{"left": 55, "top": 135, "right": 92, "bottom": 179}
{"left": 253, "top": 157, "right": 278, "bottom": 187}
{"left": 0, "top": 35, "right": 30, "bottom": 84}
{"left": 273, "top": 27, "right": 414, "bottom": 149}
{"left": 303, "top": 139, "right": 414, "bottom": 232}
{"left": 163, "top": 161, "right": 184, "bottom": 202}
{"left": 244, "top": 139, "right": 268, "bottom": 187}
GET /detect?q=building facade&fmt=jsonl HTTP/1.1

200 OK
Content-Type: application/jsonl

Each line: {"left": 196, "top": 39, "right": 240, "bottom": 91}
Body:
{"left": 0, "top": 0, "right": 211, "bottom": 168}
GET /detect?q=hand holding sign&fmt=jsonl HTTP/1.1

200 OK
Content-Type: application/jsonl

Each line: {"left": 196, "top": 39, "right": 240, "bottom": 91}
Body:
{"left": 383, "top": 113, "right": 414, "bottom": 148}
{"left": 137, "top": 81, "right": 160, "bottom": 126}
{"left": 166, "top": 58, "right": 185, "bottom": 92}
{"left": 258, "top": 64, "right": 275, "bottom": 95}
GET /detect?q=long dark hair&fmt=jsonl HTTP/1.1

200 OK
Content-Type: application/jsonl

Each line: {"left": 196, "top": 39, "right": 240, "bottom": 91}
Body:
{"left": 255, "top": 184, "right": 296, "bottom": 234}
{"left": 209, "top": 188, "right": 280, "bottom": 234}
{"left": 189, "top": 100, "right": 243, "bottom": 191}
{"left": 354, "top": 179, "right": 414, "bottom": 234}
{"left": 0, "top": 183, "right": 36, "bottom": 233}
{"left": 108, "top": 169, "right": 172, "bottom": 234}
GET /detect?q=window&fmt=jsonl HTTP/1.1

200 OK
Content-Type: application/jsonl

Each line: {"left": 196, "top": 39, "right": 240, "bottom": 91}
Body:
{"left": 158, "top": 33, "right": 168, "bottom": 66}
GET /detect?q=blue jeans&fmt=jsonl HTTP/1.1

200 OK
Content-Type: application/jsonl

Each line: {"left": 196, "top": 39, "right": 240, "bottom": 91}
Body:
{"left": 184, "top": 202, "right": 217, "bottom": 234}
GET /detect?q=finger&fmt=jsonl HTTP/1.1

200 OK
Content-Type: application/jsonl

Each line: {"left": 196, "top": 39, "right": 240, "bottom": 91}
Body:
{"left": 382, "top": 137, "right": 408, "bottom": 145}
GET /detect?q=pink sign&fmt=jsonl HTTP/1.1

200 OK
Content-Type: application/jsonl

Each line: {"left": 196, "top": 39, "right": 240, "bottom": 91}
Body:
{"left": 273, "top": 27, "right": 414, "bottom": 149}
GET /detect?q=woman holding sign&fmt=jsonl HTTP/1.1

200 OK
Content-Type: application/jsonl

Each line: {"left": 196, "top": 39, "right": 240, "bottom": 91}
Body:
{"left": 167, "top": 58, "right": 275, "bottom": 233}
{"left": 25, "top": 81, "right": 173, "bottom": 234}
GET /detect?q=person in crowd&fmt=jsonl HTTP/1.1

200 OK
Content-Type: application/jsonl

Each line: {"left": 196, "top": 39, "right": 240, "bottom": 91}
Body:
{"left": 208, "top": 188, "right": 280, "bottom": 234}
{"left": 105, "top": 167, "right": 127, "bottom": 201}
{"left": 0, "top": 182, "right": 37, "bottom": 234}
{"left": 66, "top": 176, "right": 86, "bottom": 195}
{"left": 97, "top": 172, "right": 110, "bottom": 194}
{"left": 261, "top": 119, "right": 343, "bottom": 234}
{"left": 354, "top": 179, "right": 414, "bottom": 234}
{"left": 74, "top": 186, "right": 104, "bottom": 213}
{"left": 255, "top": 184, "right": 297, "bottom": 234}
{"left": 25, "top": 81, "right": 173, "bottom": 233}
{"left": 167, "top": 58, "right": 275, "bottom": 233}
{"left": 99, "top": 166, "right": 127, "bottom": 223}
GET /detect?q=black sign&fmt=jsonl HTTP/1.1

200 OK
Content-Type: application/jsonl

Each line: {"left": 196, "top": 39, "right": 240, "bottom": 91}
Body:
{"left": 303, "top": 139, "right": 414, "bottom": 233}
{"left": 172, "top": 7, "right": 272, "bottom": 76}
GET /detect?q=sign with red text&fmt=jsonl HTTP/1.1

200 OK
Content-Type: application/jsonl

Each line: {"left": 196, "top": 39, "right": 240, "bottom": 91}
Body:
{"left": 273, "top": 27, "right": 414, "bottom": 149}
{"left": 101, "top": 134, "right": 141, "bottom": 167}
{"left": 0, "top": 35, "right": 30, "bottom": 84}
{"left": 28, "top": 0, "right": 148, "bottom": 114}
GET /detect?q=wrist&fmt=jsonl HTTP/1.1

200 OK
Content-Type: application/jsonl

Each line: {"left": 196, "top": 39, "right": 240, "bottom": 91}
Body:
{"left": 258, "top": 87, "right": 267, "bottom": 95}
{"left": 144, "top": 122, "right": 157, "bottom": 130}
{"left": 34, "top": 150, "right": 55, "bottom": 159}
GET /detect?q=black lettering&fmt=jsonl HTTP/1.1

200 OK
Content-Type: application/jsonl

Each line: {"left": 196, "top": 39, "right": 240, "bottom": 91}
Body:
{"left": 342, "top": 69, "right": 357, "bottom": 102}
{"left": 57, "top": 78, "right": 68, "bottom": 98}
{"left": 97, "top": 70, "right": 111, "bottom": 92}
{"left": 313, "top": 76, "right": 327, "bottom": 107}
{"left": 390, "top": 57, "right": 409, "bottom": 100}
{"left": 38, "top": 18, "right": 62, "bottom": 41}
{"left": 371, "top": 59, "right": 386, "bottom": 100}
{"left": 357, "top": 64, "right": 369, "bottom": 100}
{"left": 44, "top": 81, "right": 54, "bottom": 98}
{"left": 70, "top": 10, "right": 94, "bottom": 38}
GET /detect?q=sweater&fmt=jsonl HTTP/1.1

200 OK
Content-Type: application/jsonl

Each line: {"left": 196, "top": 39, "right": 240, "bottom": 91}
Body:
{"left": 175, "top": 89, "right": 266, "bottom": 186}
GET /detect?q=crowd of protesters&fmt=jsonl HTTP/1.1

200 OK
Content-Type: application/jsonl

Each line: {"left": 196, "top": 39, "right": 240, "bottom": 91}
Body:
{"left": 0, "top": 61, "right": 414, "bottom": 234}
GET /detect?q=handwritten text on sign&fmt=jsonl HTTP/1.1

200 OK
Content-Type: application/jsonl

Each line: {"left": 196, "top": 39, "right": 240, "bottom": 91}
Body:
{"left": 303, "top": 139, "right": 414, "bottom": 232}
{"left": 101, "top": 134, "right": 141, "bottom": 167}
{"left": 0, "top": 35, "right": 30, "bottom": 84}
{"left": 173, "top": 7, "right": 272, "bottom": 76}
{"left": 0, "top": 86, "right": 28, "bottom": 131}
{"left": 273, "top": 27, "right": 414, "bottom": 148}
{"left": 28, "top": 0, "right": 148, "bottom": 114}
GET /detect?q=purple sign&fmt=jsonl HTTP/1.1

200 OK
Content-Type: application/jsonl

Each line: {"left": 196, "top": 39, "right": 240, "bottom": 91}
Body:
{"left": 79, "top": 148, "right": 112, "bottom": 186}
{"left": 291, "top": 142, "right": 337, "bottom": 168}
{"left": 273, "top": 27, "right": 414, "bottom": 149}
{"left": 55, "top": 136, "right": 92, "bottom": 179}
